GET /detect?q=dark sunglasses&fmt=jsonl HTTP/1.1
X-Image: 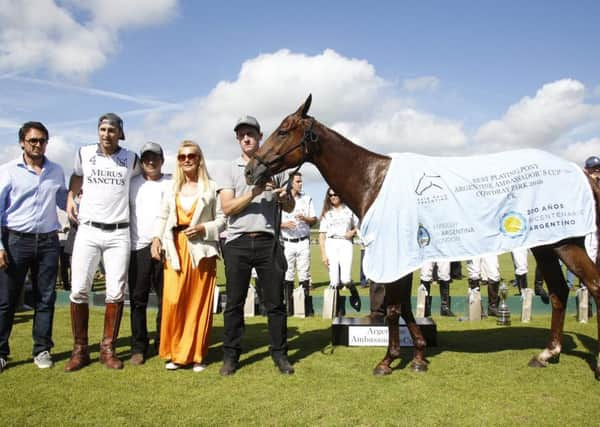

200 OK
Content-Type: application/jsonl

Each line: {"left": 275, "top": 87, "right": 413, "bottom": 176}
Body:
{"left": 177, "top": 153, "right": 199, "bottom": 162}
{"left": 25, "top": 138, "right": 48, "bottom": 145}
{"left": 328, "top": 193, "right": 339, "bottom": 198}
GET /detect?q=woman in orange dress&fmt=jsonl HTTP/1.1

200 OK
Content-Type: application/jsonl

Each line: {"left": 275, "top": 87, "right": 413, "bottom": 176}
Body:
{"left": 151, "top": 141, "right": 225, "bottom": 372}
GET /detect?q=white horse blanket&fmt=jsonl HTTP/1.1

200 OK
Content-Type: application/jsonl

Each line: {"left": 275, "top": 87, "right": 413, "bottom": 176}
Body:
{"left": 360, "top": 149, "right": 596, "bottom": 283}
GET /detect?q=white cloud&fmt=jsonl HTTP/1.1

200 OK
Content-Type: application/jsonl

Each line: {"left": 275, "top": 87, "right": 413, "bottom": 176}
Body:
{"left": 45, "top": 136, "right": 78, "bottom": 175}
{"left": 0, "top": 0, "right": 177, "bottom": 78}
{"left": 0, "top": 118, "right": 20, "bottom": 130}
{"left": 67, "top": 0, "right": 178, "bottom": 29}
{"left": 3, "top": 75, "right": 180, "bottom": 108}
{"left": 474, "top": 79, "right": 595, "bottom": 152}
{"left": 333, "top": 108, "right": 467, "bottom": 155}
{"left": 151, "top": 49, "right": 389, "bottom": 162}
{"left": 402, "top": 76, "right": 440, "bottom": 92}
{"left": 148, "top": 49, "right": 467, "bottom": 164}
{"left": 562, "top": 137, "right": 600, "bottom": 165}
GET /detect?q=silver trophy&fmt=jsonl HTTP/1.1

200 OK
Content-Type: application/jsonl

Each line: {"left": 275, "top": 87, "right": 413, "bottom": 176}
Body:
{"left": 496, "top": 281, "right": 511, "bottom": 326}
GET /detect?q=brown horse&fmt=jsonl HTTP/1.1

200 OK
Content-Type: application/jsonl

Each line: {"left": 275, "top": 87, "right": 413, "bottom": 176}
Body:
{"left": 244, "top": 94, "right": 600, "bottom": 379}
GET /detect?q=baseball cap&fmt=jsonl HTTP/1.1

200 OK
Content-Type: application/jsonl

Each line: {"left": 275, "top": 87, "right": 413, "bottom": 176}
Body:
{"left": 98, "top": 113, "right": 125, "bottom": 140}
{"left": 234, "top": 115, "right": 261, "bottom": 133}
{"left": 140, "top": 141, "right": 164, "bottom": 158}
{"left": 585, "top": 156, "right": 600, "bottom": 169}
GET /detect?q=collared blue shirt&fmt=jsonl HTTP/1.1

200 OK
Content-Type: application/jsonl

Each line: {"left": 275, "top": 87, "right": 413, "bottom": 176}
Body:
{"left": 0, "top": 155, "right": 67, "bottom": 250}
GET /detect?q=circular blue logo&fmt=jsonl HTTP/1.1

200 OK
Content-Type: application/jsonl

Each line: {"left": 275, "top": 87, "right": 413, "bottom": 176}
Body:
{"left": 417, "top": 224, "right": 431, "bottom": 247}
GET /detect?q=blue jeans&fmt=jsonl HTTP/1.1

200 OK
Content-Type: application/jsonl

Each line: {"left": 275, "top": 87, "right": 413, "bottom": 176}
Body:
{"left": 0, "top": 230, "right": 59, "bottom": 358}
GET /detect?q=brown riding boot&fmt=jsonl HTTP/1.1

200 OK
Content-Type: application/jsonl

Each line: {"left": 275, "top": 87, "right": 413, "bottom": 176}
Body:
{"left": 99, "top": 302, "right": 124, "bottom": 369}
{"left": 64, "top": 302, "right": 91, "bottom": 372}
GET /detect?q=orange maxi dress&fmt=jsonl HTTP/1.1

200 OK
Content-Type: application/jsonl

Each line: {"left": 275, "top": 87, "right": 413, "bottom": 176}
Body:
{"left": 159, "top": 196, "right": 217, "bottom": 365}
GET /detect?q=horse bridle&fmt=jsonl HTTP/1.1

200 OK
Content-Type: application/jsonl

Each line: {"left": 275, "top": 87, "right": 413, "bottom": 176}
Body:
{"left": 252, "top": 116, "right": 319, "bottom": 187}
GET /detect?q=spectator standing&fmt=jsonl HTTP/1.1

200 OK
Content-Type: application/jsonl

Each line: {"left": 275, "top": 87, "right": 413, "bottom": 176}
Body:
{"left": 467, "top": 255, "right": 500, "bottom": 316}
{"left": 0, "top": 121, "right": 67, "bottom": 372}
{"left": 319, "top": 188, "right": 361, "bottom": 312}
{"left": 419, "top": 261, "right": 455, "bottom": 316}
{"left": 511, "top": 248, "right": 529, "bottom": 295}
{"left": 57, "top": 209, "right": 70, "bottom": 290}
{"left": 280, "top": 172, "right": 317, "bottom": 316}
{"left": 128, "top": 142, "right": 171, "bottom": 365}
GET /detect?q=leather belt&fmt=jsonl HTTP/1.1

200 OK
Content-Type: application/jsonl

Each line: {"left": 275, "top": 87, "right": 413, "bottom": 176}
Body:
{"left": 172, "top": 225, "right": 188, "bottom": 233}
{"left": 281, "top": 236, "right": 309, "bottom": 243}
{"left": 244, "top": 232, "right": 272, "bottom": 238}
{"left": 83, "top": 221, "right": 129, "bottom": 231}
{"left": 4, "top": 228, "right": 57, "bottom": 239}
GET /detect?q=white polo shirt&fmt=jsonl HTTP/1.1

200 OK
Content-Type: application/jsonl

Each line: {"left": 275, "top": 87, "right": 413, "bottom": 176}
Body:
{"left": 74, "top": 144, "right": 140, "bottom": 224}
{"left": 129, "top": 173, "right": 172, "bottom": 250}
{"left": 281, "top": 193, "right": 315, "bottom": 240}
{"left": 319, "top": 205, "right": 358, "bottom": 239}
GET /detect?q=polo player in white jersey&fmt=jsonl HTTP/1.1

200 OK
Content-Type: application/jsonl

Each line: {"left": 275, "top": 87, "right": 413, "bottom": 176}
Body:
{"left": 64, "top": 113, "right": 140, "bottom": 371}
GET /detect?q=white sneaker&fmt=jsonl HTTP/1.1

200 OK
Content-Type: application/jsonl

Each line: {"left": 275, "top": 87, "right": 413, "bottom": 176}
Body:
{"left": 192, "top": 363, "right": 207, "bottom": 372}
{"left": 0, "top": 357, "right": 6, "bottom": 373}
{"left": 165, "top": 361, "right": 180, "bottom": 370}
{"left": 33, "top": 351, "right": 53, "bottom": 369}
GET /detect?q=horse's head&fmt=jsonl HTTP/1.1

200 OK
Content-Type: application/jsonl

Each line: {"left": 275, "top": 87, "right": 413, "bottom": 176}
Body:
{"left": 244, "top": 94, "right": 317, "bottom": 186}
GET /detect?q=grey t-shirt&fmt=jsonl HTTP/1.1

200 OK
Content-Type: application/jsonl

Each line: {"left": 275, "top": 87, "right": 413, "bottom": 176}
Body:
{"left": 216, "top": 157, "right": 285, "bottom": 243}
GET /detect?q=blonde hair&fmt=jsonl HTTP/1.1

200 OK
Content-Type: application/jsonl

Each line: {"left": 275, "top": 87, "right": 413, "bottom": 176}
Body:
{"left": 173, "top": 140, "right": 210, "bottom": 192}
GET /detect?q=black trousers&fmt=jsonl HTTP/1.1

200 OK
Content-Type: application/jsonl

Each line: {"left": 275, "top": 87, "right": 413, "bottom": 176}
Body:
{"left": 222, "top": 234, "right": 287, "bottom": 362}
{"left": 128, "top": 244, "right": 163, "bottom": 354}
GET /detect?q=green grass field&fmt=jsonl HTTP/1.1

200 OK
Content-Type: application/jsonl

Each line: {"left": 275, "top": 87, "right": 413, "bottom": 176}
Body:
{"left": 2, "top": 248, "right": 600, "bottom": 426}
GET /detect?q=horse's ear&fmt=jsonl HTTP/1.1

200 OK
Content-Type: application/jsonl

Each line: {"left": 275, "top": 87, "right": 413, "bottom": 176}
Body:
{"left": 296, "top": 94, "right": 312, "bottom": 118}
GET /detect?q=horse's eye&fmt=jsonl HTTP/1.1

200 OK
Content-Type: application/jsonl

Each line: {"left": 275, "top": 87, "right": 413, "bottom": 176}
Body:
{"left": 277, "top": 130, "right": 288, "bottom": 137}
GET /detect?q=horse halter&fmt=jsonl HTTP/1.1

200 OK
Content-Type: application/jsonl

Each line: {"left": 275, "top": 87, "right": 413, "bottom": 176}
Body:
{"left": 252, "top": 116, "right": 319, "bottom": 181}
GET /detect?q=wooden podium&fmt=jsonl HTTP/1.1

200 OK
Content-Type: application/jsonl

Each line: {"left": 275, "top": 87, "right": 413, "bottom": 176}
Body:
{"left": 331, "top": 316, "right": 437, "bottom": 347}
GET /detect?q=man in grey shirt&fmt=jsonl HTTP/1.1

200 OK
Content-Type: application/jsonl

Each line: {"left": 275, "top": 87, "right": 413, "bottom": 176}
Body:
{"left": 217, "top": 115, "right": 295, "bottom": 376}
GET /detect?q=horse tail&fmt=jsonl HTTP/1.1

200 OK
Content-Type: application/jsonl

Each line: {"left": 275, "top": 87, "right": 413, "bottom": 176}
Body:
{"left": 585, "top": 172, "right": 600, "bottom": 268}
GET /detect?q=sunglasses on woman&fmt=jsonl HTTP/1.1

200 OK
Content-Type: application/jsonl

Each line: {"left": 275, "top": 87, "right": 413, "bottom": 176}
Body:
{"left": 328, "top": 193, "right": 339, "bottom": 198}
{"left": 177, "top": 153, "right": 199, "bottom": 162}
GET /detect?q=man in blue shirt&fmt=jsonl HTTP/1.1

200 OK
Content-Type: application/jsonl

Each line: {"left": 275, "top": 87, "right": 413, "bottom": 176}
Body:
{"left": 0, "top": 121, "right": 67, "bottom": 373}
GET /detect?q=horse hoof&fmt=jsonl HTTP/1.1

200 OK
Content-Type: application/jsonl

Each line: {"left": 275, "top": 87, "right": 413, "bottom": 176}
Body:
{"left": 548, "top": 354, "right": 560, "bottom": 364}
{"left": 373, "top": 364, "right": 392, "bottom": 376}
{"left": 410, "top": 360, "right": 428, "bottom": 373}
{"left": 528, "top": 356, "right": 547, "bottom": 368}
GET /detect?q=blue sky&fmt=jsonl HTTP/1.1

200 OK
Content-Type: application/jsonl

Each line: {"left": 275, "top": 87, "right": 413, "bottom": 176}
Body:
{"left": 1, "top": 0, "right": 599, "bottom": 212}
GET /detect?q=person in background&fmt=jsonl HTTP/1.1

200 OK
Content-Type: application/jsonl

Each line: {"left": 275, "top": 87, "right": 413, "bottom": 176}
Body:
{"left": 419, "top": 261, "right": 455, "bottom": 317}
{"left": 151, "top": 141, "right": 225, "bottom": 372}
{"left": 319, "top": 188, "right": 361, "bottom": 313}
{"left": 56, "top": 209, "right": 70, "bottom": 290}
{"left": 0, "top": 121, "right": 67, "bottom": 372}
{"left": 280, "top": 172, "right": 317, "bottom": 316}
{"left": 511, "top": 248, "right": 529, "bottom": 295}
{"left": 128, "top": 142, "right": 171, "bottom": 365}
{"left": 466, "top": 255, "right": 500, "bottom": 317}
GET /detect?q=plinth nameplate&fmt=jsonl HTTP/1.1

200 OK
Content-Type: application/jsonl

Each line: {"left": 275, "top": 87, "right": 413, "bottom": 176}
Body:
{"left": 331, "top": 317, "right": 437, "bottom": 347}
